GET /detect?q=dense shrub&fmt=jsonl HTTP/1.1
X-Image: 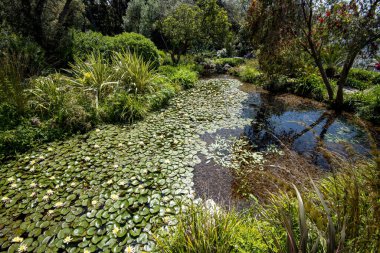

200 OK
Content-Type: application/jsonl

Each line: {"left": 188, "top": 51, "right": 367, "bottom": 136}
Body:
{"left": 101, "top": 93, "right": 148, "bottom": 123}
{"left": 159, "top": 65, "right": 198, "bottom": 89}
{"left": 0, "top": 31, "right": 45, "bottom": 113}
{"left": 345, "top": 68, "right": 380, "bottom": 90}
{"left": 71, "top": 30, "right": 160, "bottom": 67}
{"left": 346, "top": 77, "right": 370, "bottom": 91}
{"left": 344, "top": 85, "right": 380, "bottom": 123}
{"left": 292, "top": 74, "right": 326, "bottom": 101}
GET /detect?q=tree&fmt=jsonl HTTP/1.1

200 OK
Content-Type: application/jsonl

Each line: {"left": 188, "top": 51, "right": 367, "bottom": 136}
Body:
{"left": 196, "top": 0, "right": 232, "bottom": 50}
{"left": 0, "top": 0, "right": 85, "bottom": 64}
{"left": 122, "top": 0, "right": 188, "bottom": 38}
{"left": 248, "top": 0, "right": 380, "bottom": 109}
{"left": 160, "top": 4, "right": 203, "bottom": 64}
{"left": 84, "top": 0, "right": 130, "bottom": 35}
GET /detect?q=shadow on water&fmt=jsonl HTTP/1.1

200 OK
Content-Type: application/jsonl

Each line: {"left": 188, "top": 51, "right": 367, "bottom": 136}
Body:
{"left": 245, "top": 92, "right": 374, "bottom": 170}
{"left": 193, "top": 78, "right": 379, "bottom": 208}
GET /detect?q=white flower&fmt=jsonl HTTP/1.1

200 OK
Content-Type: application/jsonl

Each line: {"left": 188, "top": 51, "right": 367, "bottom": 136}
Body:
{"left": 70, "top": 182, "right": 76, "bottom": 187}
{"left": 47, "top": 147, "right": 53, "bottom": 152}
{"left": 112, "top": 226, "right": 120, "bottom": 235}
{"left": 11, "top": 236, "right": 23, "bottom": 243}
{"left": 30, "top": 182, "right": 37, "bottom": 188}
{"left": 30, "top": 166, "right": 36, "bottom": 172}
{"left": 48, "top": 210, "right": 54, "bottom": 215}
{"left": 46, "top": 189, "right": 54, "bottom": 195}
{"left": 30, "top": 192, "right": 36, "bottom": 197}
{"left": 54, "top": 202, "right": 64, "bottom": 208}
{"left": 84, "top": 249, "right": 90, "bottom": 253}
{"left": 42, "top": 195, "right": 49, "bottom": 201}
{"left": 49, "top": 176, "right": 56, "bottom": 180}
{"left": 107, "top": 179, "right": 113, "bottom": 184}
{"left": 30, "top": 160, "right": 36, "bottom": 165}
{"left": 18, "top": 244, "right": 28, "bottom": 252}
{"left": 118, "top": 143, "right": 123, "bottom": 147}
{"left": 84, "top": 156, "right": 91, "bottom": 162}
{"left": 1, "top": 196, "right": 10, "bottom": 203}
{"left": 110, "top": 194, "right": 119, "bottom": 201}
{"left": 91, "top": 200, "right": 98, "bottom": 206}
{"left": 94, "top": 144, "right": 100, "bottom": 149}
{"left": 63, "top": 236, "right": 72, "bottom": 244}
{"left": 7, "top": 177, "right": 15, "bottom": 182}
{"left": 113, "top": 164, "right": 119, "bottom": 168}
{"left": 124, "top": 246, "right": 135, "bottom": 253}
{"left": 10, "top": 183, "right": 17, "bottom": 189}
{"left": 95, "top": 128, "right": 101, "bottom": 132}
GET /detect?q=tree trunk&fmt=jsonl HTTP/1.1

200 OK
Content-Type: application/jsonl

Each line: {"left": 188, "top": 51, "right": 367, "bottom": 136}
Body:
{"left": 335, "top": 51, "right": 358, "bottom": 109}
{"left": 306, "top": 37, "right": 335, "bottom": 101}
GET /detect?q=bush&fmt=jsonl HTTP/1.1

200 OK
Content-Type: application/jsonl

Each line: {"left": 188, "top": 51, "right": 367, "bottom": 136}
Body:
{"left": 159, "top": 65, "right": 198, "bottom": 89}
{"left": 101, "top": 92, "right": 148, "bottom": 123}
{"left": 346, "top": 77, "right": 370, "bottom": 90}
{"left": 292, "top": 74, "right": 326, "bottom": 101}
{"left": 28, "top": 73, "right": 96, "bottom": 132}
{"left": 0, "top": 31, "right": 45, "bottom": 113}
{"left": 345, "top": 68, "right": 380, "bottom": 90}
{"left": 71, "top": 30, "right": 160, "bottom": 67}
{"left": 344, "top": 85, "right": 380, "bottom": 123}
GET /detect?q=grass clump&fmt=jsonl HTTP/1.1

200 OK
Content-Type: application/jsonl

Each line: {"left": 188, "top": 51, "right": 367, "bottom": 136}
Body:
{"left": 229, "top": 60, "right": 263, "bottom": 84}
{"left": 159, "top": 65, "right": 198, "bottom": 89}
{"left": 155, "top": 201, "right": 269, "bottom": 253}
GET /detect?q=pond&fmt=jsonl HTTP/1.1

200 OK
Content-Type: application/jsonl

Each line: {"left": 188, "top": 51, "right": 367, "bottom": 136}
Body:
{"left": 0, "top": 77, "right": 377, "bottom": 252}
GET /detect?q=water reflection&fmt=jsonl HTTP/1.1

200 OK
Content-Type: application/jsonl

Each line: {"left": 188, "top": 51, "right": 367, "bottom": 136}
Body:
{"left": 243, "top": 92, "right": 372, "bottom": 169}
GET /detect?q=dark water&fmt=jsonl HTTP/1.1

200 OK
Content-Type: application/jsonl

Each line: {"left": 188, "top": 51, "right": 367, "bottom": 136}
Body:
{"left": 193, "top": 80, "right": 378, "bottom": 206}
{"left": 242, "top": 91, "right": 374, "bottom": 170}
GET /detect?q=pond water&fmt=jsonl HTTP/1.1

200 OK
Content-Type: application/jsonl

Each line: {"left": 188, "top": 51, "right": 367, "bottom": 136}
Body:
{"left": 0, "top": 77, "right": 377, "bottom": 252}
{"left": 194, "top": 77, "right": 378, "bottom": 206}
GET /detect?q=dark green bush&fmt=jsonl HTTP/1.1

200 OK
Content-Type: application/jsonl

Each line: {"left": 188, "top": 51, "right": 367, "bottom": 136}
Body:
{"left": 0, "top": 103, "right": 21, "bottom": 130}
{"left": 101, "top": 92, "right": 148, "bottom": 123}
{"left": 346, "top": 77, "right": 370, "bottom": 91}
{"left": 348, "top": 68, "right": 378, "bottom": 82}
{"left": 0, "top": 122, "right": 66, "bottom": 162}
{"left": 71, "top": 30, "right": 160, "bottom": 67}
{"left": 292, "top": 74, "right": 326, "bottom": 101}
{"left": 344, "top": 86, "right": 380, "bottom": 123}
{"left": 159, "top": 65, "right": 198, "bottom": 89}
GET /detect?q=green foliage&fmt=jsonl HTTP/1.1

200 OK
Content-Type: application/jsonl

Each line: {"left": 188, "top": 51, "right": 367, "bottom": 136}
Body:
{"left": 228, "top": 60, "right": 263, "bottom": 83}
{"left": 101, "top": 93, "right": 148, "bottom": 123}
{"left": 346, "top": 77, "right": 370, "bottom": 91}
{"left": 0, "top": 31, "right": 45, "bottom": 113}
{"left": 28, "top": 74, "right": 96, "bottom": 132}
{"left": 159, "top": 65, "right": 198, "bottom": 89}
{"left": 156, "top": 203, "right": 248, "bottom": 252}
{"left": 345, "top": 85, "right": 380, "bottom": 124}
{"left": 292, "top": 74, "right": 326, "bottom": 101}
{"left": 345, "top": 68, "right": 380, "bottom": 90}
{"left": 112, "top": 51, "right": 158, "bottom": 94}
{"left": 196, "top": 0, "right": 232, "bottom": 50}
{"left": 71, "top": 30, "right": 160, "bottom": 67}
{"left": 68, "top": 53, "right": 117, "bottom": 101}
{"left": 161, "top": 4, "right": 203, "bottom": 63}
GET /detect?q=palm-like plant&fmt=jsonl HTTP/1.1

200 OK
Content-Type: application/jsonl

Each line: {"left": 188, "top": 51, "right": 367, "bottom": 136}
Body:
{"left": 112, "top": 51, "right": 157, "bottom": 94}
{"left": 68, "top": 53, "right": 118, "bottom": 104}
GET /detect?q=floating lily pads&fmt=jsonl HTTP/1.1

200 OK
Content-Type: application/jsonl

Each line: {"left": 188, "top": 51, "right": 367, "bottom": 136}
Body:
{"left": 0, "top": 78, "right": 253, "bottom": 252}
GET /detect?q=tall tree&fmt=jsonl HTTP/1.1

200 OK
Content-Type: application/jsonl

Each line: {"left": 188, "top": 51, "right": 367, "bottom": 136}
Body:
{"left": 83, "top": 0, "right": 130, "bottom": 35}
{"left": 248, "top": 0, "right": 380, "bottom": 109}
{"left": 0, "top": 0, "right": 85, "bottom": 63}
{"left": 160, "top": 3, "right": 203, "bottom": 63}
